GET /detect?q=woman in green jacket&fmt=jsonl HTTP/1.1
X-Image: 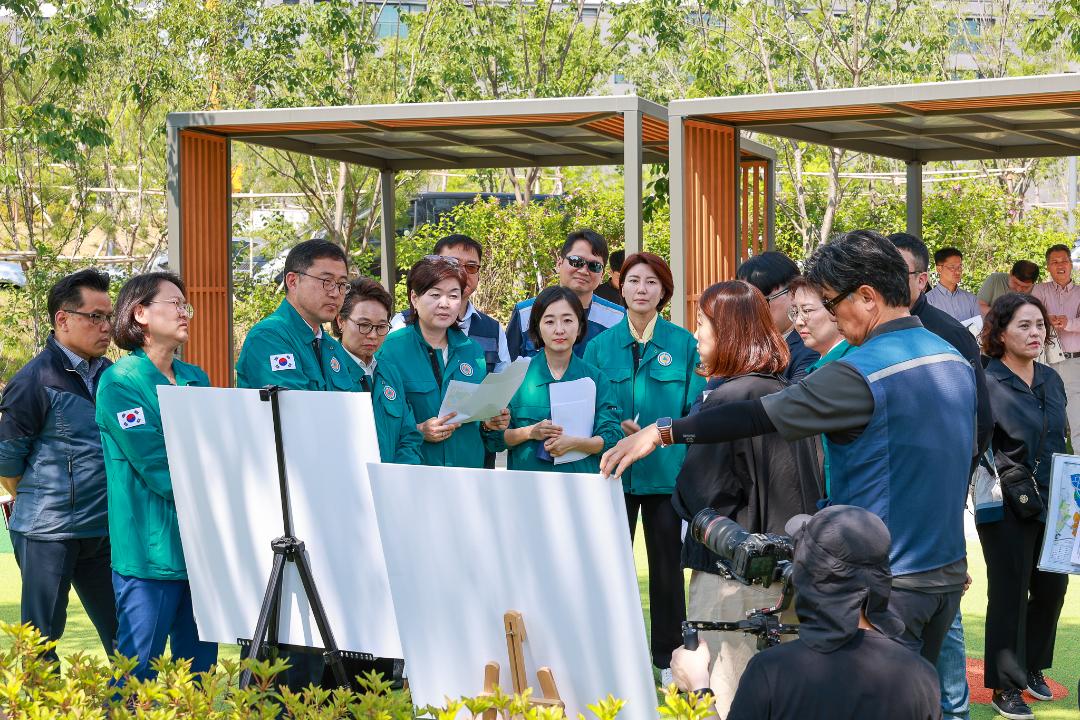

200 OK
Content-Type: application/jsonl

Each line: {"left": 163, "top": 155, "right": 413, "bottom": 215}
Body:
{"left": 502, "top": 286, "right": 622, "bottom": 473}
{"left": 95, "top": 272, "right": 217, "bottom": 681}
{"left": 583, "top": 252, "right": 705, "bottom": 681}
{"left": 375, "top": 256, "right": 508, "bottom": 468}
{"left": 333, "top": 277, "right": 423, "bottom": 465}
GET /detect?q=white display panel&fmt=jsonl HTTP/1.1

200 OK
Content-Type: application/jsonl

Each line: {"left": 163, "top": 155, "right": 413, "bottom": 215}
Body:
{"left": 367, "top": 463, "right": 656, "bottom": 720}
{"left": 159, "top": 386, "right": 401, "bottom": 657}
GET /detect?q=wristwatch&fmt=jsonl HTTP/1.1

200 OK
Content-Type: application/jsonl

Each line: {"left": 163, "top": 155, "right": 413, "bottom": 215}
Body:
{"left": 656, "top": 416, "right": 674, "bottom": 447}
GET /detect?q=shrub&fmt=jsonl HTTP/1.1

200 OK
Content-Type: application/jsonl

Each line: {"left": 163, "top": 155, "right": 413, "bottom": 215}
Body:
{"left": 0, "top": 622, "right": 716, "bottom": 719}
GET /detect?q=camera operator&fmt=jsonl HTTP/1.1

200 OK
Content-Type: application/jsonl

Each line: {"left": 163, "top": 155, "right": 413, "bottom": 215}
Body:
{"left": 672, "top": 506, "right": 942, "bottom": 720}
{"left": 672, "top": 280, "right": 821, "bottom": 717}
{"left": 603, "top": 230, "right": 977, "bottom": 667}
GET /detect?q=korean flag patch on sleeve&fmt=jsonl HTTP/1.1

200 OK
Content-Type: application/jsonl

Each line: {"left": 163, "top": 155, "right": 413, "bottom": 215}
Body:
{"left": 269, "top": 354, "right": 296, "bottom": 372}
{"left": 117, "top": 407, "right": 145, "bottom": 429}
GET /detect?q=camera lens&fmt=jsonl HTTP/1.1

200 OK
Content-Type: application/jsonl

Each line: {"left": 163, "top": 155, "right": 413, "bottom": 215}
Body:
{"left": 691, "top": 509, "right": 749, "bottom": 560}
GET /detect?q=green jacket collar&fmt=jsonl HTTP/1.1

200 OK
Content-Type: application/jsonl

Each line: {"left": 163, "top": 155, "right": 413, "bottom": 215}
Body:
{"left": 274, "top": 298, "right": 324, "bottom": 340}
{"left": 130, "top": 347, "right": 202, "bottom": 385}
{"left": 410, "top": 322, "right": 471, "bottom": 351}
{"left": 612, "top": 315, "right": 678, "bottom": 367}
{"left": 532, "top": 349, "right": 589, "bottom": 387}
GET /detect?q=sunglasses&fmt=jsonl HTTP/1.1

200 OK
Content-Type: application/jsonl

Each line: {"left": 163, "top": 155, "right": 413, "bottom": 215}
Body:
{"left": 564, "top": 255, "right": 604, "bottom": 274}
{"left": 821, "top": 289, "right": 852, "bottom": 316}
{"left": 423, "top": 254, "right": 480, "bottom": 275}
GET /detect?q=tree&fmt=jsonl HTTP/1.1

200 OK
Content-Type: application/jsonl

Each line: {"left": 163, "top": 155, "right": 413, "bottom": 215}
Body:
{"left": 397, "top": 0, "right": 630, "bottom": 204}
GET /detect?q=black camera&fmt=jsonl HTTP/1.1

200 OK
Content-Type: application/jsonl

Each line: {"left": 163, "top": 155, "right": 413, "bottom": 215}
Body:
{"left": 691, "top": 508, "right": 794, "bottom": 587}
{"left": 684, "top": 510, "right": 800, "bottom": 650}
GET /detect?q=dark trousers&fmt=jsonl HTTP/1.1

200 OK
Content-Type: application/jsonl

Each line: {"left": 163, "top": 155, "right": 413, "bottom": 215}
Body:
{"left": 9, "top": 531, "right": 118, "bottom": 662}
{"left": 977, "top": 506, "right": 1069, "bottom": 690}
{"left": 889, "top": 585, "right": 963, "bottom": 665}
{"left": 625, "top": 493, "right": 686, "bottom": 669}
{"left": 112, "top": 571, "right": 217, "bottom": 681}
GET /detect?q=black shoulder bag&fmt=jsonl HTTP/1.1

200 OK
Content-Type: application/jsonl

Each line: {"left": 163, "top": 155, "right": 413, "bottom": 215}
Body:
{"left": 1000, "top": 386, "right": 1047, "bottom": 520}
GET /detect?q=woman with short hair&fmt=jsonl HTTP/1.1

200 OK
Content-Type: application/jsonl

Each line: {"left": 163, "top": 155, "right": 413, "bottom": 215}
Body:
{"left": 584, "top": 252, "right": 705, "bottom": 682}
{"left": 978, "top": 293, "right": 1069, "bottom": 720}
{"left": 376, "top": 256, "right": 508, "bottom": 467}
{"left": 333, "top": 277, "right": 422, "bottom": 464}
{"left": 501, "top": 286, "right": 621, "bottom": 473}
{"left": 95, "top": 272, "right": 217, "bottom": 681}
{"left": 787, "top": 276, "right": 852, "bottom": 496}
{"left": 671, "top": 280, "right": 822, "bottom": 717}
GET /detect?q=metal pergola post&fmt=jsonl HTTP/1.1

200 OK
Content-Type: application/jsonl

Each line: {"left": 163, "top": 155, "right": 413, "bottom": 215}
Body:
{"left": 623, "top": 109, "right": 643, "bottom": 257}
{"left": 906, "top": 161, "right": 924, "bottom": 239}
{"left": 669, "top": 115, "right": 686, "bottom": 327}
{"left": 379, "top": 169, "right": 396, "bottom": 290}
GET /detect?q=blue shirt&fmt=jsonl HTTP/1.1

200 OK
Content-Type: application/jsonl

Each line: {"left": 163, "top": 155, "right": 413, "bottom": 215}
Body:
{"left": 924, "top": 283, "right": 979, "bottom": 322}
{"left": 56, "top": 339, "right": 106, "bottom": 395}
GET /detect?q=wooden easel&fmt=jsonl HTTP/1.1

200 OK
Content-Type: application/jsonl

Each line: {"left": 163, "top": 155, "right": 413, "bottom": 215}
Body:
{"left": 479, "top": 611, "right": 564, "bottom": 719}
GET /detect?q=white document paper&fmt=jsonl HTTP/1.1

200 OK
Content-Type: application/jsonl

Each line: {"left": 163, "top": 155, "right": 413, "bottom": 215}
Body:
{"left": 437, "top": 356, "right": 530, "bottom": 423}
{"left": 1037, "top": 453, "right": 1080, "bottom": 575}
{"left": 367, "top": 463, "right": 656, "bottom": 720}
{"left": 549, "top": 377, "right": 596, "bottom": 465}
{"left": 159, "top": 386, "right": 402, "bottom": 656}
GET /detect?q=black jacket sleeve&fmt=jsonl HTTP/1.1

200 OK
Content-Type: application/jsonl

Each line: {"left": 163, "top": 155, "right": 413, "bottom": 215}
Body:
{"left": 671, "top": 398, "right": 776, "bottom": 444}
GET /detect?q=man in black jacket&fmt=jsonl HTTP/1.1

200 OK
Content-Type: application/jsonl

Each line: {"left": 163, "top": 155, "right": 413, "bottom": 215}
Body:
{"left": 0, "top": 269, "right": 118, "bottom": 662}
{"left": 890, "top": 232, "right": 991, "bottom": 720}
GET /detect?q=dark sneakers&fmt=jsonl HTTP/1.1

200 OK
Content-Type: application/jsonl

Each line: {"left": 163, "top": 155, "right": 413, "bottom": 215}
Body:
{"left": 1026, "top": 670, "right": 1053, "bottom": 701}
{"left": 992, "top": 689, "right": 1034, "bottom": 720}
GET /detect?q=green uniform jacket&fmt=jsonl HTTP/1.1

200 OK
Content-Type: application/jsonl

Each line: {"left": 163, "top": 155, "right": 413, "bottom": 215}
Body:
{"left": 584, "top": 316, "right": 705, "bottom": 494}
{"left": 95, "top": 349, "right": 209, "bottom": 580}
{"left": 236, "top": 299, "right": 355, "bottom": 392}
{"left": 501, "top": 350, "right": 622, "bottom": 474}
{"left": 342, "top": 354, "right": 423, "bottom": 465}
{"left": 375, "top": 324, "right": 499, "bottom": 468}
{"left": 809, "top": 339, "right": 854, "bottom": 497}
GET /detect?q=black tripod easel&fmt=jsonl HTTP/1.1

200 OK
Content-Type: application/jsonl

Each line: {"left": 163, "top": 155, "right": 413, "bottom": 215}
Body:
{"left": 237, "top": 385, "right": 349, "bottom": 690}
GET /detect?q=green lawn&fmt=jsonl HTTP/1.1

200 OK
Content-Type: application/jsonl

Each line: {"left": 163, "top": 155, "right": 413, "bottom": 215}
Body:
{"left": 1, "top": 531, "right": 1076, "bottom": 719}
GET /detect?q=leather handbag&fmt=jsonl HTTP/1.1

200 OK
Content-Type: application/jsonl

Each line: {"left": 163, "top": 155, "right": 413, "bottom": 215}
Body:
{"left": 1000, "top": 388, "right": 1048, "bottom": 520}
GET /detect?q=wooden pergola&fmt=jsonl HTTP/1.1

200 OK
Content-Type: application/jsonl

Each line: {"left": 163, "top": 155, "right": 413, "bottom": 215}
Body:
{"left": 667, "top": 72, "right": 1080, "bottom": 325}
{"left": 165, "top": 96, "right": 774, "bottom": 386}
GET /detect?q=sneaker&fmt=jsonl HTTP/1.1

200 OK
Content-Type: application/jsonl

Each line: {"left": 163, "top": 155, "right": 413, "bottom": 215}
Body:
{"left": 1026, "top": 670, "right": 1053, "bottom": 701}
{"left": 658, "top": 668, "right": 674, "bottom": 688}
{"left": 992, "top": 689, "right": 1034, "bottom": 720}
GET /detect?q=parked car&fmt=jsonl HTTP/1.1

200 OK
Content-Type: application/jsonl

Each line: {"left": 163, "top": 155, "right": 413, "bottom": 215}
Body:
{"left": 0, "top": 261, "right": 26, "bottom": 288}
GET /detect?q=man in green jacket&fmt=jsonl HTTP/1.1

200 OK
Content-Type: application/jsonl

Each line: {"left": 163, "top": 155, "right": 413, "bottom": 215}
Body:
{"left": 235, "top": 239, "right": 357, "bottom": 691}
{"left": 236, "top": 240, "right": 355, "bottom": 393}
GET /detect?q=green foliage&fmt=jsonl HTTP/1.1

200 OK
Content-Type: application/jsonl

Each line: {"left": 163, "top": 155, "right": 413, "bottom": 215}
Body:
{"left": 778, "top": 180, "right": 1071, "bottom": 293}
{"left": 0, "top": 622, "right": 692, "bottom": 720}
{"left": 394, "top": 188, "right": 668, "bottom": 323}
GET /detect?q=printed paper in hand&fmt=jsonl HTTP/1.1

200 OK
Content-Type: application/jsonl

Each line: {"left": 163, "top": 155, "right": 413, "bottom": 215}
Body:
{"left": 1037, "top": 453, "right": 1080, "bottom": 575}
{"left": 550, "top": 377, "right": 595, "bottom": 465}
{"left": 437, "top": 357, "right": 530, "bottom": 423}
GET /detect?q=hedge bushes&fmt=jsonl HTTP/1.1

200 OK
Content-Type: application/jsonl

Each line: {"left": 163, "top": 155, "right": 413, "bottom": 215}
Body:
{"left": 0, "top": 622, "right": 718, "bottom": 719}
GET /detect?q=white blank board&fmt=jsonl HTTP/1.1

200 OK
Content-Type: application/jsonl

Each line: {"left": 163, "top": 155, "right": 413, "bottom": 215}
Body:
{"left": 367, "top": 464, "right": 656, "bottom": 720}
{"left": 159, "top": 386, "right": 401, "bottom": 657}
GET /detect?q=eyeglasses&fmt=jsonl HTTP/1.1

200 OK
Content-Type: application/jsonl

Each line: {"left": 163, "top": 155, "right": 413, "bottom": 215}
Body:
{"left": 564, "top": 255, "right": 605, "bottom": 274}
{"left": 940, "top": 264, "right": 963, "bottom": 273}
{"left": 765, "top": 287, "right": 790, "bottom": 303}
{"left": 348, "top": 319, "right": 392, "bottom": 336}
{"left": 65, "top": 309, "right": 114, "bottom": 327}
{"left": 820, "top": 289, "right": 852, "bottom": 316}
{"left": 787, "top": 305, "right": 819, "bottom": 322}
{"left": 148, "top": 299, "right": 195, "bottom": 318}
{"left": 296, "top": 271, "right": 351, "bottom": 296}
